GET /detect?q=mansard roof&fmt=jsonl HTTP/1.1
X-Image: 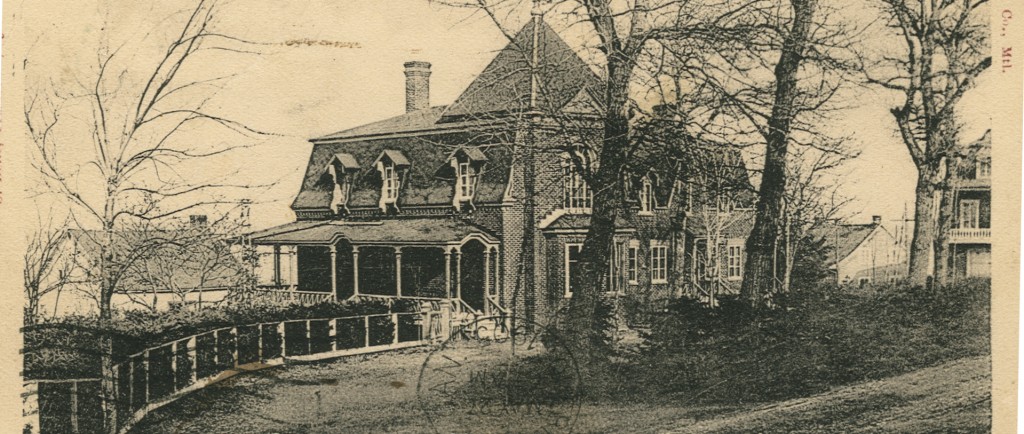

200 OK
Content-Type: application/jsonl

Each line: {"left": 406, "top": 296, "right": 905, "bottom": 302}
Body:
{"left": 292, "top": 132, "right": 514, "bottom": 211}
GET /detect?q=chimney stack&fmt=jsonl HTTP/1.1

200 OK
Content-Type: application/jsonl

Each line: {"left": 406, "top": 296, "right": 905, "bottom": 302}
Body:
{"left": 872, "top": 215, "right": 882, "bottom": 225}
{"left": 403, "top": 61, "right": 431, "bottom": 113}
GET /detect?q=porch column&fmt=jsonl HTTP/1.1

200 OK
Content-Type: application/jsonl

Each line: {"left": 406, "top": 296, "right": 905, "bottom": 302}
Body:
{"left": 352, "top": 246, "right": 360, "bottom": 296}
{"left": 329, "top": 244, "right": 338, "bottom": 299}
{"left": 289, "top": 246, "right": 299, "bottom": 289}
{"left": 484, "top": 247, "right": 492, "bottom": 298}
{"left": 444, "top": 249, "right": 452, "bottom": 299}
{"left": 394, "top": 247, "right": 403, "bottom": 298}
{"left": 454, "top": 248, "right": 462, "bottom": 301}
{"left": 494, "top": 247, "right": 502, "bottom": 301}
{"left": 273, "top": 245, "right": 282, "bottom": 286}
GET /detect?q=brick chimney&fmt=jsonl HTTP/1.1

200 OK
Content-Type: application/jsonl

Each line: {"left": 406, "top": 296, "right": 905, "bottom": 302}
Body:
{"left": 403, "top": 61, "right": 431, "bottom": 113}
{"left": 872, "top": 215, "right": 882, "bottom": 225}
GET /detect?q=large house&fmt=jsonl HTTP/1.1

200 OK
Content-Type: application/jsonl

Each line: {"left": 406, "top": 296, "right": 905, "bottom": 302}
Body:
{"left": 947, "top": 131, "right": 992, "bottom": 278}
{"left": 249, "top": 15, "right": 752, "bottom": 324}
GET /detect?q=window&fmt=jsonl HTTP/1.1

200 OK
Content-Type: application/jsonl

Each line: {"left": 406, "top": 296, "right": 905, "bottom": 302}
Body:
{"left": 858, "top": 277, "right": 870, "bottom": 288}
{"left": 328, "top": 164, "right": 350, "bottom": 214}
{"left": 977, "top": 160, "right": 991, "bottom": 179}
{"left": 565, "top": 243, "right": 582, "bottom": 297}
{"left": 562, "top": 150, "right": 593, "bottom": 212}
{"left": 959, "top": 199, "right": 980, "bottom": 229}
{"left": 627, "top": 242, "right": 638, "bottom": 284}
{"left": 383, "top": 164, "right": 400, "bottom": 203}
{"left": 727, "top": 245, "right": 743, "bottom": 279}
{"left": 457, "top": 161, "right": 475, "bottom": 199}
{"left": 650, "top": 242, "right": 668, "bottom": 284}
{"left": 639, "top": 176, "right": 654, "bottom": 214}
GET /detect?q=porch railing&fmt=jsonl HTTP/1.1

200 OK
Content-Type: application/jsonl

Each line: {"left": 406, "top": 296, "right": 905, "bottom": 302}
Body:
{"left": 948, "top": 228, "right": 991, "bottom": 243}
{"left": 23, "top": 311, "right": 436, "bottom": 434}
{"left": 250, "top": 288, "right": 334, "bottom": 304}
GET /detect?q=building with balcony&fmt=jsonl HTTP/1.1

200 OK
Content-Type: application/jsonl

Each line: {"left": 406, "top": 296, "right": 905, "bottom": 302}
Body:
{"left": 948, "top": 131, "right": 991, "bottom": 278}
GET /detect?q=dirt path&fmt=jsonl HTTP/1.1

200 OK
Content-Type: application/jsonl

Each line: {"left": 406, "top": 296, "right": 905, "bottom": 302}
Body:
{"left": 130, "top": 348, "right": 989, "bottom": 433}
{"left": 666, "top": 356, "right": 991, "bottom": 433}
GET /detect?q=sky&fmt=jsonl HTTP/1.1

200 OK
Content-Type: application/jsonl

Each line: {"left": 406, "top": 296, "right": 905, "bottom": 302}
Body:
{"left": 6, "top": 0, "right": 995, "bottom": 231}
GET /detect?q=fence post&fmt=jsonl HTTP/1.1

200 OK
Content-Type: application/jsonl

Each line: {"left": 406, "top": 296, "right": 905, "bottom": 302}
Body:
{"left": 392, "top": 313, "right": 400, "bottom": 345}
{"left": 232, "top": 327, "right": 239, "bottom": 368}
{"left": 422, "top": 312, "right": 430, "bottom": 341}
{"left": 212, "top": 332, "right": 219, "bottom": 368}
{"left": 188, "top": 336, "right": 198, "bottom": 385}
{"left": 70, "top": 381, "right": 79, "bottom": 434}
{"left": 258, "top": 324, "right": 264, "bottom": 361}
{"left": 127, "top": 357, "right": 134, "bottom": 412}
{"left": 170, "top": 341, "right": 178, "bottom": 392}
{"left": 143, "top": 350, "right": 151, "bottom": 405}
{"left": 305, "top": 320, "right": 312, "bottom": 355}
{"left": 364, "top": 316, "right": 370, "bottom": 348}
{"left": 278, "top": 322, "right": 287, "bottom": 358}
{"left": 330, "top": 319, "right": 337, "bottom": 352}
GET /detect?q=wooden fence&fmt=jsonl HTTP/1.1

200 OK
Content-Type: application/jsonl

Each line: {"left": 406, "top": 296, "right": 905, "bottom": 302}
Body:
{"left": 24, "top": 311, "right": 441, "bottom": 434}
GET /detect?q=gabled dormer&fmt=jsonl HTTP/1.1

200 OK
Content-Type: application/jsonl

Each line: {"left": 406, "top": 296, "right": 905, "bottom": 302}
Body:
{"left": 372, "top": 150, "right": 411, "bottom": 212}
{"left": 437, "top": 147, "right": 488, "bottom": 211}
{"left": 326, "top": 153, "right": 359, "bottom": 215}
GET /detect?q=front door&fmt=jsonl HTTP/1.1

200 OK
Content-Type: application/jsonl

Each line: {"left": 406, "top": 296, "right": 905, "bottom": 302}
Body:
{"left": 460, "top": 241, "right": 486, "bottom": 312}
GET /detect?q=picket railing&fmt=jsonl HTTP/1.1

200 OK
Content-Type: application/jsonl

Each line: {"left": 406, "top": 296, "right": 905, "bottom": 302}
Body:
{"left": 250, "top": 288, "right": 334, "bottom": 304}
{"left": 24, "top": 311, "right": 438, "bottom": 434}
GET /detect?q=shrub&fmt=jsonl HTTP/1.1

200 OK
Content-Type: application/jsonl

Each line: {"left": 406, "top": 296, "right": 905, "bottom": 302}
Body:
{"left": 619, "top": 278, "right": 990, "bottom": 404}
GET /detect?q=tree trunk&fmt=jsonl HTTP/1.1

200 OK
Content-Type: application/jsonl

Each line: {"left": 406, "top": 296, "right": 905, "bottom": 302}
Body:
{"left": 934, "top": 149, "right": 963, "bottom": 286}
{"left": 907, "top": 174, "right": 936, "bottom": 286}
{"left": 740, "top": 0, "right": 817, "bottom": 308}
{"left": 100, "top": 229, "right": 119, "bottom": 434}
{"left": 564, "top": 52, "right": 631, "bottom": 361}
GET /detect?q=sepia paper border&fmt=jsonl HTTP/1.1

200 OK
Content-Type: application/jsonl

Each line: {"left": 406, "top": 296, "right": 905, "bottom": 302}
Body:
{"left": 0, "top": 1, "right": 1020, "bottom": 432}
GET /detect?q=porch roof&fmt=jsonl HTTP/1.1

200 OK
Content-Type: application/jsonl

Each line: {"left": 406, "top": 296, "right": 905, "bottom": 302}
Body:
{"left": 250, "top": 218, "right": 498, "bottom": 246}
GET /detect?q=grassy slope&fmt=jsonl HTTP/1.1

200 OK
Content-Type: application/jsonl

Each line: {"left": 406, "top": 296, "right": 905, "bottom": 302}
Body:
{"left": 667, "top": 356, "right": 991, "bottom": 433}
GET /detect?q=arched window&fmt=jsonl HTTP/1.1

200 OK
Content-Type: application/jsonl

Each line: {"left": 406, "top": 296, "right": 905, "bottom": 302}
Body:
{"left": 561, "top": 147, "right": 593, "bottom": 212}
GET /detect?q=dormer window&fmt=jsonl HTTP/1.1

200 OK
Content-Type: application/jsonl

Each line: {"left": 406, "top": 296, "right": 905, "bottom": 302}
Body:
{"left": 562, "top": 146, "right": 594, "bottom": 213}
{"left": 383, "top": 165, "right": 399, "bottom": 202}
{"left": 977, "top": 160, "right": 991, "bottom": 179}
{"left": 373, "top": 150, "right": 410, "bottom": 212}
{"left": 458, "top": 162, "right": 475, "bottom": 198}
{"left": 326, "top": 153, "right": 359, "bottom": 215}
{"left": 441, "top": 147, "right": 488, "bottom": 211}
{"left": 639, "top": 175, "right": 654, "bottom": 214}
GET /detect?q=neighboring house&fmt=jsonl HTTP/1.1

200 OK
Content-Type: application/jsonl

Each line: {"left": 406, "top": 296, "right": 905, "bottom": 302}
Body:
{"left": 816, "top": 216, "right": 906, "bottom": 287}
{"left": 249, "top": 15, "right": 752, "bottom": 324}
{"left": 947, "top": 131, "right": 991, "bottom": 279}
{"left": 37, "top": 219, "right": 248, "bottom": 316}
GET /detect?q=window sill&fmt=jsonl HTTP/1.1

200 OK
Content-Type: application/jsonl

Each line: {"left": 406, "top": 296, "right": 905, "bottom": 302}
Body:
{"left": 637, "top": 211, "right": 654, "bottom": 216}
{"left": 651, "top": 279, "right": 668, "bottom": 285}
{"left": 563, "top": 208, "right": 592, "bottom": 214}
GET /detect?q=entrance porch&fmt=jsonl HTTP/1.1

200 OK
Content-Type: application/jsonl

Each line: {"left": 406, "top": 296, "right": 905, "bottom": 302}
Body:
{"left": 250, "top": 220, "right": 505, "bottom": 317}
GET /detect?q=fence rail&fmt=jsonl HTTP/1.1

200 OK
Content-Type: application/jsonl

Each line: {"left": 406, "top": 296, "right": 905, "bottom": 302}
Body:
{"left": 24, "top": 311, "right": 439, "bottom": 434}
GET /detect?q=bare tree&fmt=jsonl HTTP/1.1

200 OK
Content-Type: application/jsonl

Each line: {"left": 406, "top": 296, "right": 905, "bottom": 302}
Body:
{"left": 871, "top": 0, "right": 990, "bottom": 285}
{"left": 23, "top": 1, "right": 267, "bottom": 431}
{"left": 121, "top": 214, "right": 250, "bottom": 311}
{"left": 23, "top": 214, "right": 75, "bottom": 324}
